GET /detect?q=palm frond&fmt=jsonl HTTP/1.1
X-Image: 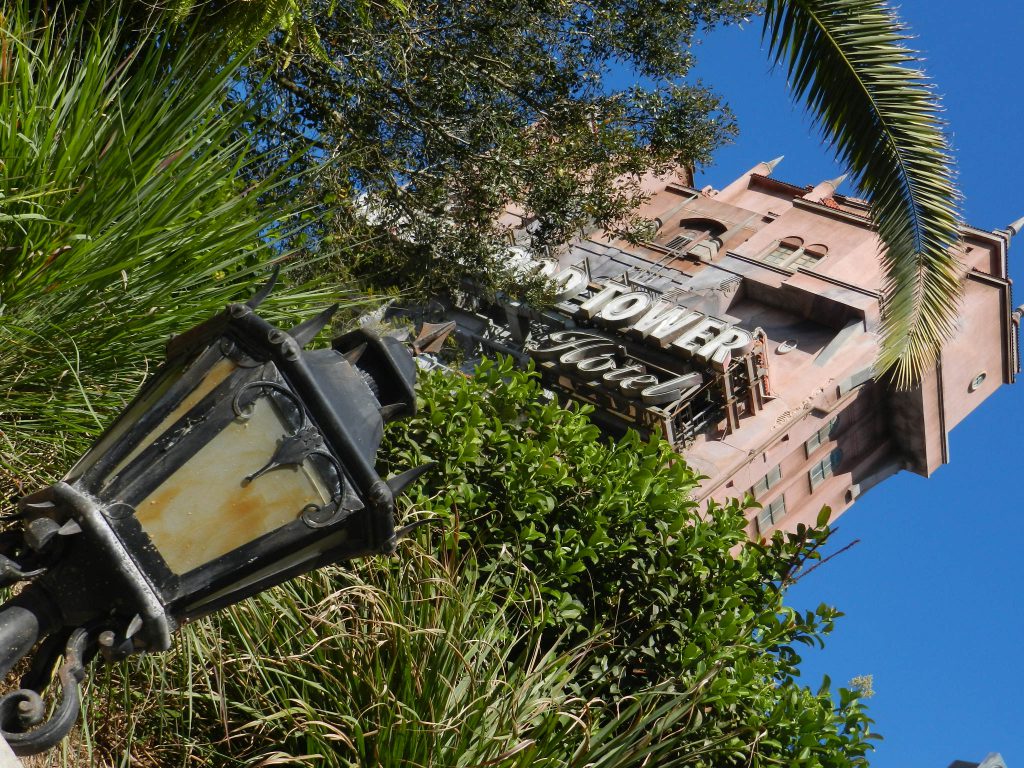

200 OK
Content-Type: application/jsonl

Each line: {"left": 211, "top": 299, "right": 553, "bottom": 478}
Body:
{"left": 763, "top": 0, "right": 962, "bottom": 388}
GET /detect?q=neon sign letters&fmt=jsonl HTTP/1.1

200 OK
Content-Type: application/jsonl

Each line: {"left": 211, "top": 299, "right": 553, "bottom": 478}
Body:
{"left": 531, "top": 330, "right": 703, "bottom": 406}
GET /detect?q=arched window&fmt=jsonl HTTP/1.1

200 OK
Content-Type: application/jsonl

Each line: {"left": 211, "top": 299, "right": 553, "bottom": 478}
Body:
{"left": 759, "top": 238, "right": 828, "bottom": 270}
{"left": 659, "top": 218, "right": 726, "bottom": 261}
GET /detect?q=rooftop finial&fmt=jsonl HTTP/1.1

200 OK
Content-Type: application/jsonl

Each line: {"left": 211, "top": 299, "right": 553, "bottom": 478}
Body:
{"left": 1007, "top": 215, "right": 1024, "bottom": 237}
{"left": 764, "top": 155, "right": 784, "bottom": 174}
{"left": 802, "top": 172, "right": 850, "bottom": 203}
{"left": 825, "top": 173, "right": 848, "bottom": 190}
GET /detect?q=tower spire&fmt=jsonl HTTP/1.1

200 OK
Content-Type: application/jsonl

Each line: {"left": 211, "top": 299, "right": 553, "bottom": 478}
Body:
{"left": 717, "top": 156, "right": 785, "bottom": 201}
{"left": 804, "top": 172, "right": 848, "bottom": 203}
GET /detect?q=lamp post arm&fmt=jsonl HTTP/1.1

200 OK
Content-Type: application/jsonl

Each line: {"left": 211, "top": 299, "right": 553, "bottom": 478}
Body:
{"left": 0, "top": 627, "right": 88, "bottom": 756}
{"left": 0, "top": 587, "right": 90, "bottom": 755}
{"left": 0, "top": 607, "right": 40, "bottom": 682}
{"left": 0, "top": 589, "right": 59, "bottom": 680}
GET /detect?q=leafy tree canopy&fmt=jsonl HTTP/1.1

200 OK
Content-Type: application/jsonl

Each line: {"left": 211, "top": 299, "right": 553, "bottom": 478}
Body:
{"left": 64, "top": 0, "right": 963, "bottom": 384}
{"left": 102, "top": 0, "right": 753, "bottom": 298}
{"left": 160, "top": 0, "right": 962, "bottom": 385}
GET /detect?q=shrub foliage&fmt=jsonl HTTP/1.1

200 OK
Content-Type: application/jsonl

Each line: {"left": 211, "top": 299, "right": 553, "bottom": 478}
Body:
{"left": 381, "top": 358, "right": 877, "bottom": 764}
{"left": 78, "top": 360, "right": 876, "bottom": 767}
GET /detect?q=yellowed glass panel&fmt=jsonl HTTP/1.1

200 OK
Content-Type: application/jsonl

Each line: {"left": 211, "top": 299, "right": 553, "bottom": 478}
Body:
{"left": 103, "top": 358, "right": 239, "bottom": 487}
{"left": 134, "top": 395, "right": 329, "bottom": 575}
{"left": 64, "top": 359, "right": 187, "bottom": 482}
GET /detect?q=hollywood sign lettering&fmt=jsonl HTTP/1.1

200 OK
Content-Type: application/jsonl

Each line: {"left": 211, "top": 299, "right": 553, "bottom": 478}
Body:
{"left": 536, "top": 260, "right": 754, "bottom": 371}
{"left": 531, "top": 330, "right": 703, "bottom": 406}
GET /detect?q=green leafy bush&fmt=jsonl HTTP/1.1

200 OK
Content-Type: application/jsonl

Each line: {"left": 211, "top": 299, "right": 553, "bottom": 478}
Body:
{"left": 66, "top": 360, "right": 875, "bottom": 767}
{"left": 374, "top": 358, "right": 877, "bottom": 765}
{"left": 385, "top": 360, "right": 806, "bottom": 691}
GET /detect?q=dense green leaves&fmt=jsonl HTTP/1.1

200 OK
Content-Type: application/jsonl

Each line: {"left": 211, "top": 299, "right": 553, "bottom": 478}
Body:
{"left": 168, "top": 552, "right": 591, "bottom": 767}
{"left": 378, "top": 358, "right": 878, "bottom": 765}
{"left": 174, "top": 0, "right": 748, "bottom": 297}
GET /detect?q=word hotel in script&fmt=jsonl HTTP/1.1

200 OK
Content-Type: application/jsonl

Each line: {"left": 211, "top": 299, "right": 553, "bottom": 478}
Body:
{"left": 428, "top": 159, "right": 1021, "bottom": 538}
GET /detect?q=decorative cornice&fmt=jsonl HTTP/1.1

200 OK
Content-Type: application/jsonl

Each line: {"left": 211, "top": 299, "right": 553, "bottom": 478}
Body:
{"left": 796, "top": 266, "right": 883, "bottom": 299}
{"left": 792, "top": 197, "right": 874, "bottom": 227}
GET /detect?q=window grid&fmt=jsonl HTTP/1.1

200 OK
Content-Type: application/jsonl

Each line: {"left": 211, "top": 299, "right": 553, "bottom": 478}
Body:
{"left": 750, "top": 464, "right": 782, "bottom": 499}
{"left": 805, "top": 416, "right": 840, "bottom": 457}
{"left": 761, "top": 244, "right": 795, "bottom": 267}
{"left": 791, "top": 251, "right": 820, "bottom": 269}
{"left": 758, "top": 241, "right": 825, "bottom": 271}
{"left": 809, "top": 448, "right": 843, "bottom": 490}
{"left": 757, "top": 495, "right": 787, "bottom": 533}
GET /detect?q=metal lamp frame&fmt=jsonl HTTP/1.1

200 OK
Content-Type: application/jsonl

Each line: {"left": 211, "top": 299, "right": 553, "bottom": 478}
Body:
{"left": 0, "top": 274, "right": 427, "bottom": 754}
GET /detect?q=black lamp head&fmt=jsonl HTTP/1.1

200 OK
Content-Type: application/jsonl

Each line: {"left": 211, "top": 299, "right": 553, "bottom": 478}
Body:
{"left": 0, "top": 273, "right": 427, "bottom": 754}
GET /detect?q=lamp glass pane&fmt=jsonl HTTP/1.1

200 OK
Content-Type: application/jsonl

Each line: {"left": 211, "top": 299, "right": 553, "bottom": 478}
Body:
{"left": 103, "top": 357, "right": 239, "bottom": 487}
{"left": 134, "top": 394, "right": 331, "bottom": 575}
{"left": 63, "top": 358, "right": 189, "bottom": 483}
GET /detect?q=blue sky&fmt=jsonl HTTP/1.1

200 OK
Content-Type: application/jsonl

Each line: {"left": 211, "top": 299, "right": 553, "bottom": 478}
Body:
{"left": 686, "top": 3, "right": 1024, "bottom": 766}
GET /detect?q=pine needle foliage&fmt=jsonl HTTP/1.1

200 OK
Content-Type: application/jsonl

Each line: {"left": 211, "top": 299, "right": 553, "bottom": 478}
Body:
{"left": 0, "top": 1, "right": 337, "bottom": 493}
{"left": 762, "top": 0, "right": 962, "bottom": 387}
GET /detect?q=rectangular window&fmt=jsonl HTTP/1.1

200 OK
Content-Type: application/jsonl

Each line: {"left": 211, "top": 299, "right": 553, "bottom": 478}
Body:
{"left": 805, "top": 416, "right": 840, "bottom": 457}
{"left": 791, "top": 251, "right": 820, "bottom": 269}
{"left": 809, "top": 448, "right": 843, "bottom": 490}
{"left": 750, "top": 464, "right": 782, "bottom": 499}
{"left": 757, "top": 495, "right": 787, "bottom": 533}
{"left": 758, "top": 241, "right": 826, "bottom": 271}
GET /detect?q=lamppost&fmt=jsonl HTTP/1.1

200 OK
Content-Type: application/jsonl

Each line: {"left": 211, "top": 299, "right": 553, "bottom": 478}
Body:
{"left": 0, "top": 273, "right": 428, "bottom": 754}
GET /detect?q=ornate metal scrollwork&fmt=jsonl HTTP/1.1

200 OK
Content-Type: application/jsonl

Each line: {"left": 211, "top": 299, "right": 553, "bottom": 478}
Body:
{"left": 231, "top": 381, "right": 355, "bottom": 526}
{"left": 0, "top": 628, "right": 88, "bottom": 756}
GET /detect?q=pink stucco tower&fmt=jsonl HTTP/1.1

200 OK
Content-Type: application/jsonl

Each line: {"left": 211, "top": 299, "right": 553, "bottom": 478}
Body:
{"left": 445, "top": 161, "right": 1020, "bottom": 537}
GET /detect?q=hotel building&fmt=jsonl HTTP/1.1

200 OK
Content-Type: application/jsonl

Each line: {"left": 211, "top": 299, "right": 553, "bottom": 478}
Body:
{"left": 426, "top": 160, "right": 1021, "bottom": 538}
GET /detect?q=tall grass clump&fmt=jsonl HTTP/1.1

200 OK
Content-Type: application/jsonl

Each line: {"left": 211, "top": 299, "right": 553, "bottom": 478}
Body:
{"left": 0, "top": 1, "right": 339, "bottom": 494}
{"left": 80, "top": 549, "right": 595, "bottom": 767}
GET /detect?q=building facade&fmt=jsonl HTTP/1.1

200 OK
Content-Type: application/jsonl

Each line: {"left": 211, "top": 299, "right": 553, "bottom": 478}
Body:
{"left": 429, "top": 160, "right": 1020, "bottom": 538}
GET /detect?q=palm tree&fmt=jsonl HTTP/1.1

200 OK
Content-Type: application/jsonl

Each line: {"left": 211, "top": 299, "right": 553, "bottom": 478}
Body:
{"left": 762, "top": 0, "right": 961, "bottom": 388}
